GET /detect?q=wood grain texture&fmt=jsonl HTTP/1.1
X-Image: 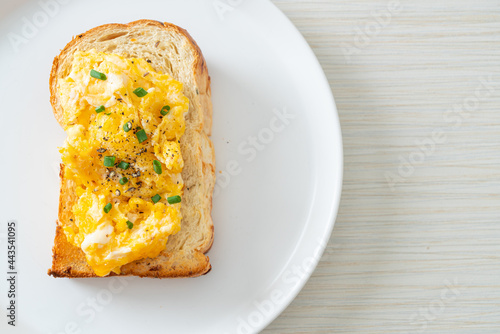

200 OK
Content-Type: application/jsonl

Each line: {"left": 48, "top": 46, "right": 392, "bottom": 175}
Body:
{"left": 265, "top": 0, "right": 500, "bottom": 333}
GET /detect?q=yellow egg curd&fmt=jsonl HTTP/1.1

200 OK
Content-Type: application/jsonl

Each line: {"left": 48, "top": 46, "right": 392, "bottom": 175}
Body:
{"left": 57, "top": 50, "right": 188, "bottom": 276}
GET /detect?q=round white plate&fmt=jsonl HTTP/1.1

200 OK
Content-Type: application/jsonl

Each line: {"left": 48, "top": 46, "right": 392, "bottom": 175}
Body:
{"left": 0, "top": 0, "right": 342, "bottom": 333}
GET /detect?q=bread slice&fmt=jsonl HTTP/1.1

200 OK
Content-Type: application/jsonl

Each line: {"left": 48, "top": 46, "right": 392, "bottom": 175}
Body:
{"left": 48, "top": 20, "right": 215, "bottom": 278}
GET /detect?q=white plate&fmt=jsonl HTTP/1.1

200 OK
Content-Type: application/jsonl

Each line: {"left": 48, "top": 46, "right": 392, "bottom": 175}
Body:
{"left": 0, "top": 0, "right": 342, "bottom": 333}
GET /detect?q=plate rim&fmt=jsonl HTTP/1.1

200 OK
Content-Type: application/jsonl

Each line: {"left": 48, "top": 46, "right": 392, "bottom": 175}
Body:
{"left": 250, "top": 1, "right": 344, "bottom": 332}
{"left": 0, "top": 0, "right": 344, "bottom": 332}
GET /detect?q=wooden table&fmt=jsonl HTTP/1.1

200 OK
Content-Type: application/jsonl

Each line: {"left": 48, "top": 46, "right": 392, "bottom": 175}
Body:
{"left": 264, "top": 1, "right": 500, "bottom": 333}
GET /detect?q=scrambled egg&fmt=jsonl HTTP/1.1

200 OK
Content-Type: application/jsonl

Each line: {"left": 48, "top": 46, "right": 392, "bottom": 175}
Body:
{"left": 58, "top": 50, "right": 188, "bottom": 276}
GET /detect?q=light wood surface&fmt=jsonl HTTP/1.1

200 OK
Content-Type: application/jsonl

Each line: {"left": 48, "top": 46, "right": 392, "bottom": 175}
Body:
{"left": 265, "top": 1, "right": 500, "bottom": 333}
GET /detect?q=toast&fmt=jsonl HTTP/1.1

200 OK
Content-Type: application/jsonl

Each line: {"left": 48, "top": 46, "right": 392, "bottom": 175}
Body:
{"left": 48, "top": 20, "right": 215, "bottom": 278}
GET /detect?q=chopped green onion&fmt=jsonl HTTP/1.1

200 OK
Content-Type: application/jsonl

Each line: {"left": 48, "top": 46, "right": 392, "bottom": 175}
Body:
{"left": 103, "top": 203, "right": 112, "bottom": 213}
{"left": 119, "top": 177, "right": 129, "bottom": 185}
{"left": 160, "top": 105, "right": 171, "bottom": 116}
{"left": 105, "top": 112, "right": 112, "bottom": 116}
{"left": 90, "top": 69, "right": 107, "bottom": 80}
{"left": 167, "top": 195, "right": 181, "bottom": 204}
{"left": 123, "top": 122, "right": 132, "bottom": 132}
{"left": 95, "top": 105, "right": 105, "bottom": 113}
{"left": 103, "top": 156, "right": 115, "bottom": 167}
{"left": 126, "top": 221, "right": 134, "bottom": 229}
{"left": 118, "top": 161, "right": 130, "bottom": 170}
{"left": 151, "top": 194, "right": 161, "bottom": 204}
{"left": 153, "top": 160, "right": 162, "bottom": 174}
{"left": 133, "top": 87, "right": 148, "bottom": 97}
{"left": 136, "top": 129, "right": 148, "bottom": 143}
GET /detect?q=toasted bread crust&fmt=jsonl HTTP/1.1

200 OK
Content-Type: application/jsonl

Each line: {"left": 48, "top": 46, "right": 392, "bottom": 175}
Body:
{"left": 48, "top": 20, "right": 215, "bottom": 278}
{"left": 49, "top": 225, "right": 211, "bottom": 278}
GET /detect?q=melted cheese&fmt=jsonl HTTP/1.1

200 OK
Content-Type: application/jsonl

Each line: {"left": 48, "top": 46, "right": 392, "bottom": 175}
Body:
{"left": 81, "top": 223, "right": 113, "bottom": 252}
